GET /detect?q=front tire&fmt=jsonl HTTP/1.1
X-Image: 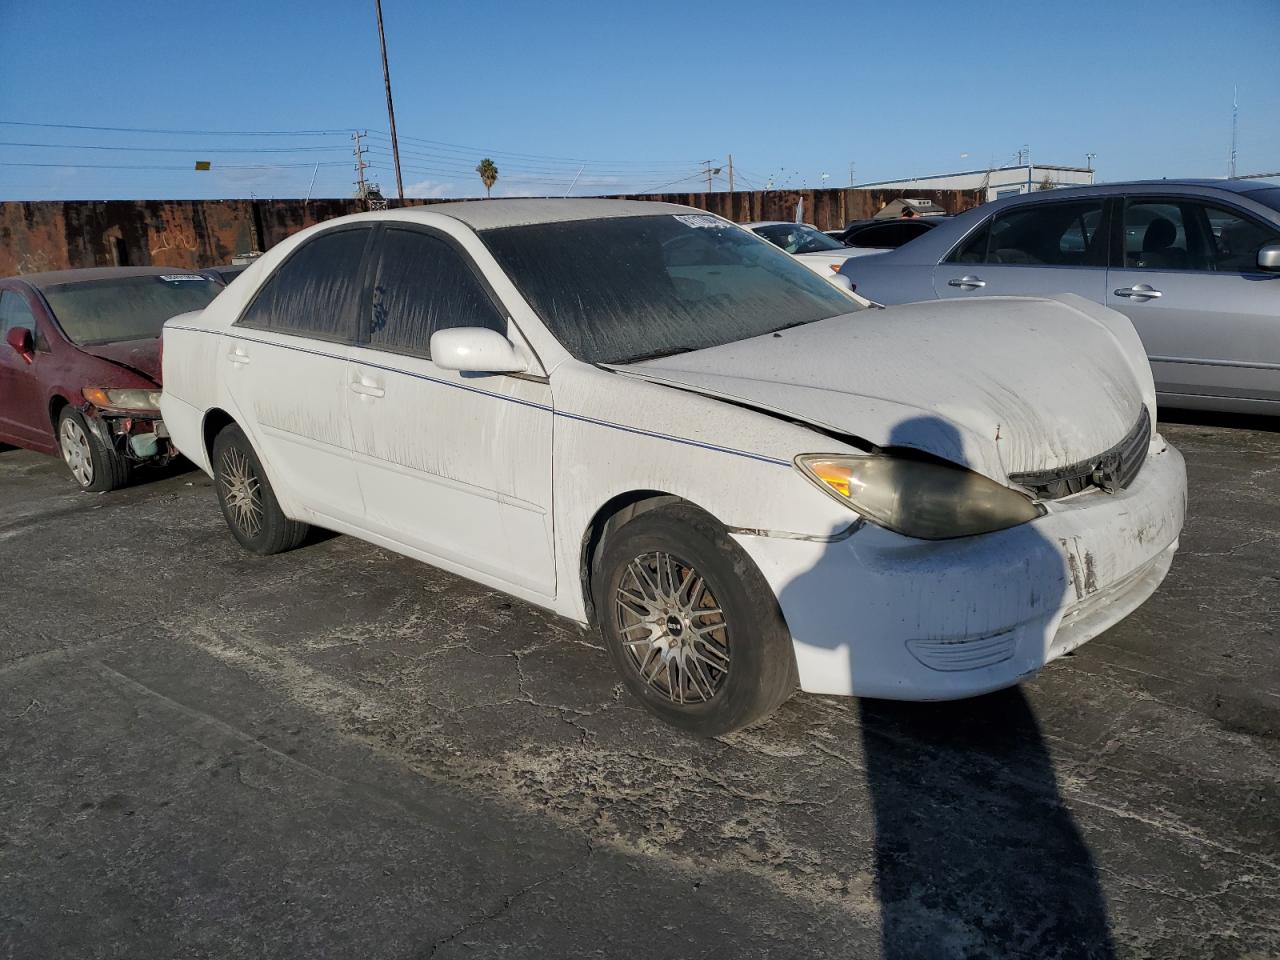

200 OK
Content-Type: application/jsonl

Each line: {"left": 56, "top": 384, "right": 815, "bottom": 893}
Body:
{"left": 211, "top": 423, "right": 309, "bottom": 555}
{"left": 595, "top": 503, "right": 797, "bottom": 736}
{"left": 58, "top": 408, "right": 130, "bottom": 492}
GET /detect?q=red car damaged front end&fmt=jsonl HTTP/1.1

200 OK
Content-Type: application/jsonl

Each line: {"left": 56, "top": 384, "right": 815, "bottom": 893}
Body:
{"left": 70, "top": 336, "right": 171, "bottom": 460}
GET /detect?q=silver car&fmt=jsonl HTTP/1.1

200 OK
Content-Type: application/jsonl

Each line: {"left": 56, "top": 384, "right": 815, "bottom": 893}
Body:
{"left": 838, "top": 179, "right": 1280, "bottom": 414}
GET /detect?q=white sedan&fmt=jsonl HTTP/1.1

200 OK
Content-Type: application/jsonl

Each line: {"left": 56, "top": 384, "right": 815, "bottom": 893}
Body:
{"left": 745, "top": 220, "right": 885, "bottom": 276}
{"left": 161, "top": 199, "right": 1186, "bottom": 735}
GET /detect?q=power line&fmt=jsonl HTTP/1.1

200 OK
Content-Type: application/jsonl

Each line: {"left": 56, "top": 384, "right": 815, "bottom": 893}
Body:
{"left": 0, "top": 160, "right": 351, "bottom": 170}
{"left": 0, "top": 120, "right": 350, "bottom": 137}
{"left": 0, "top": 140, "right": 347, "bottom": 155}
{"left": 367, "top": 129, "right": 696, "bottom": 167}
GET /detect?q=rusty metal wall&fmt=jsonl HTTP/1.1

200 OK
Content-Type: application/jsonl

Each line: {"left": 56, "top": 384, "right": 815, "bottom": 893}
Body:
{"left": 0, "top": 188, "right": 982, "bottom": 276}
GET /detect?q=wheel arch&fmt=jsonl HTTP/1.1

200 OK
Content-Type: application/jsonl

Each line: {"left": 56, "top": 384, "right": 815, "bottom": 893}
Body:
{"left": 48, "top": 393, "right": 72, "bottom": 431}
{"left": 201, "top": 407, "right": 237, "bottom": 465}
{"left": 579, "top": 490, "right": 704, "bottom": 626}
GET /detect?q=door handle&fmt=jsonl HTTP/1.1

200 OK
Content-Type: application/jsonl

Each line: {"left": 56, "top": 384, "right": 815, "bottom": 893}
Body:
{"left": 349, "top": 378, "right": 385, "bottom": 398}
{"left": 947, "top": 276, "right": 986, "bottom": 289}
{"left": 1114, "top": 284, "right": 1162, "bottom": 300}
{"left": 227, "top": 346, "right": 250, "bottom": 365}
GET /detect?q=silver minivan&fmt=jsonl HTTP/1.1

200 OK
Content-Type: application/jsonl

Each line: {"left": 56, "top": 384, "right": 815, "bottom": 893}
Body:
{"left": 838, "top": 179, "right": 1280, "bottom": 414}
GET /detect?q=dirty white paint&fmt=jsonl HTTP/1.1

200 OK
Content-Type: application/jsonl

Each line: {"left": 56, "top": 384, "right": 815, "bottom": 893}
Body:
{"left": 161, "top": 200, "right": 1187, "bottom": 702}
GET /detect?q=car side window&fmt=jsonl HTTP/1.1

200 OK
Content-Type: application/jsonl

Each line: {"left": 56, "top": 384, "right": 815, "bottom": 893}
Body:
{"left": 236, "top": 227, "right": 372, "bottom": 341}
{"left": 851, "top": 222, "right": 924, "bottom": 248}
{"left": 1122, "top": 201, "right": 1192, "bottom": 270}
{"left": 0, "top": 290, "right": 36, "bottom": 336}
{"left": 1124, "top": 198, "right": 1280, "bottom": 273}
{"left": 981, "top": 200, "right": 1107, "bottom": 267}
{"left": 366, "top": 228, "right": 505, "bottom": 357}
{"left": 947, "top": 219, "right": 991, "bottom": 264}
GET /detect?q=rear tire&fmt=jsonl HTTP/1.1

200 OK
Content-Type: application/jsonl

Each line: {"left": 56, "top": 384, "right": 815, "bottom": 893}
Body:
{"left": 58, "top": 407, "right": 130, "bottom": 492}
{"left": 595, "top": 502, "right": 797, "bottom": 736}
{"left": 211, "top": 423, "right": 308, "bottom": 555}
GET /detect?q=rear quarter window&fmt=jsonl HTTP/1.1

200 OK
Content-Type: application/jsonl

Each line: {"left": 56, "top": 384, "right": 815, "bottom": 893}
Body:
{"left": 237, "top": 227, "right": 372, "bottom": 342}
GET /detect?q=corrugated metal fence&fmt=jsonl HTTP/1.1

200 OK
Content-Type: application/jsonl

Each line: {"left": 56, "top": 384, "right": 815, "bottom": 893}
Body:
{"left": 0, "top": 187, "right": 983, "bottom": 275}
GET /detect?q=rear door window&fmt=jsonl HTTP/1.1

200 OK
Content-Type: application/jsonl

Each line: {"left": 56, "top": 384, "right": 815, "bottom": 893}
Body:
{"left": 947, "top": 220, "right": 991, "bottom": 264}
{"left": 365, "top": 228, "right": 505, "bottom": 357}
{"left": 237, "top": 227, "right": 372, "bottom": 342}
{"left": 982, "top": 200, "right": 1107, "bottom": 266}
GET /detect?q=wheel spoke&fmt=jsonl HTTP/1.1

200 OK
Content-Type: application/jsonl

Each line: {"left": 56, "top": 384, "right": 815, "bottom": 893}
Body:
{"left": 612, "top": 550, "right": 731, "bottom": 706}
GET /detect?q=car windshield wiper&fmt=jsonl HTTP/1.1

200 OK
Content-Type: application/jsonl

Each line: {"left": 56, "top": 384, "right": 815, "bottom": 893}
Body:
{"left": 605, "top": 346, "right": 697, "bottom": 365}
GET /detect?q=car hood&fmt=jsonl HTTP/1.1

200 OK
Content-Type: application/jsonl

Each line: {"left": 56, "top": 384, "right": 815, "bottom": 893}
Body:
{"left": 77, "top": 338, "right": 162, "bottom": 384}
{"left": 608, "top": 294, "right": 1153, "bottom": 483}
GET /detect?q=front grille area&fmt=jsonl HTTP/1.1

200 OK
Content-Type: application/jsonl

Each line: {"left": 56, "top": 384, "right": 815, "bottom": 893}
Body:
{"left": 1009, "top": 406, "right": 1151, "bottom": 500}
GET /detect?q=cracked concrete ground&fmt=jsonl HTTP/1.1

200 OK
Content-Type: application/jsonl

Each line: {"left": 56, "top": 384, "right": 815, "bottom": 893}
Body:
{"left": 1, "top": 413, "right": 1277, "bottom": 959}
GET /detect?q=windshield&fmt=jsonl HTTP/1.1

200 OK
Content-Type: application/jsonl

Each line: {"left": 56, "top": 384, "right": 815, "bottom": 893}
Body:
{"left": 481, "top": 215, "right": 859, "bottom": 364}
{"left": 753, "top": 223, "right": 846, "bottom": 254}
{"left": 43, "top": 275, "right": 220, "bottom": 345}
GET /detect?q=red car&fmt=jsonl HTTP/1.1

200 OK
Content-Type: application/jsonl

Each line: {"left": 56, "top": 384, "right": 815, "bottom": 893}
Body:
{"left": 0, "top": 266, "right": 221, "bottom": 491}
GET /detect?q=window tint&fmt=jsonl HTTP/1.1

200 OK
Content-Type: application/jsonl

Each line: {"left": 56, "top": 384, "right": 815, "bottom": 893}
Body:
{"left": 980, "top": 200, "right": 1106, "bottom": 267}
{"left": 947, "top": 220, "right": 991, "bottom": 264}
{"left": 0, "top": 290, "right": 36, "bottom": 335}
{"left": 862, "top": 221, "right": 931, "bottom": 248}
{"left": 238, "top": 227, "right": 371, "bottom": 341}
{"left": 1124, "top": 198, "right": 1280, "bottom": 272}
{"left": 367, "top": 228, "right": 505, "bottom": 356}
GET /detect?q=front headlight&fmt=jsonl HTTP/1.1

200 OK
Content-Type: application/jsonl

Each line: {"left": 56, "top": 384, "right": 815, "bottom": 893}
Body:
{"left": 796, "top": 453, "right": 1045, "bottom": 540}
{"left": 82, "top": 387, "right": 162, "bottom": 413}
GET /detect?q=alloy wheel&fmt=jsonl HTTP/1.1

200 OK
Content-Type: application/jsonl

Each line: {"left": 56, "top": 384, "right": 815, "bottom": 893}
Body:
{"left": 614, "top": 551, "right": 730, "bottom": 705}
{"left": 219, "top": 446, "right": 263, "bottom": 538}
{"left": 59, "top": 418, "right": 94, "bottom": 488}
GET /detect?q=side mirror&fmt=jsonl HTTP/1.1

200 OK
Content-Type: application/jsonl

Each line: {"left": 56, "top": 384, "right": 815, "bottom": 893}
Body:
{"left": 5, "top": 327, "right": 34, "bottom": 364}
{"left": 430, "top": 327, "right": 529, "bottom": 374}
{"left": 1257, "top": 243, "right": 1280, "bottom": 272}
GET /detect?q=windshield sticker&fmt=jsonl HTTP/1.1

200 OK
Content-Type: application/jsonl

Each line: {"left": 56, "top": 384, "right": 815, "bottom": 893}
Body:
{"left": 673, "top": 214, "right": 724, "bottom": 229}
{"left": 160, "top": 275, "right": 206, "bottom": 282}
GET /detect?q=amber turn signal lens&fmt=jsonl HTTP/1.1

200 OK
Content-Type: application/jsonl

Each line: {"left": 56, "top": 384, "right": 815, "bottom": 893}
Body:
{"left": 82, "top": 387, "right": 112, "bottom": 407}
{"left": 809, "top": 460, "right": 853, "bottom": 498}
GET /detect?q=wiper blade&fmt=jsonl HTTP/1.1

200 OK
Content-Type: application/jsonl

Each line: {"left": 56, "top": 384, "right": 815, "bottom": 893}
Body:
{"left": 606, "top": 346, "right": 696, "bottom": 365}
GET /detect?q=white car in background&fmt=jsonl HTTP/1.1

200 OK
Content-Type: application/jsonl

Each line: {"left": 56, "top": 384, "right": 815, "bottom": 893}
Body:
{"left": 745, "top": 221, "right": 880, "bottom": 277}
{"left": 161, "top": 199, "right": 1186, "bottom": 735}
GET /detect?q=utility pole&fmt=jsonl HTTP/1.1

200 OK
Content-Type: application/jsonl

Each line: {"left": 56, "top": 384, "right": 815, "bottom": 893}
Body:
{"left": 849, "top": 161, "right": 855, "bottom": 187}
{"left": 374, "top": 0, "right": 404, "bottom": 201}
{"left": 727, "top": 154, "right": 734, "bottom": 193}
{"left": 352, "top": 130, "right": 370, "bottom": 200}
{"left": 1229, "top": 85, "right": 1239, "bottom": 179}
{"left": 701, "top": 159, "right": 715, "bottom": 192}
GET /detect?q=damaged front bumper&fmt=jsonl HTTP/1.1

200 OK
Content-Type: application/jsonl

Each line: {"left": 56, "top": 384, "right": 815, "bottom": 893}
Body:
{"left": 81, "top": 406, "right": 176, "bottom": 465}
{"left": 734, "top": 436, "right": 1187, "bottom": 700}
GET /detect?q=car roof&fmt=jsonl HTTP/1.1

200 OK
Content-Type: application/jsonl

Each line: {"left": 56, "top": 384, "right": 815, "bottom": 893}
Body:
{"left": 990, "top": 178, "right": 1278, "bottom": 200}
{"left": 405, "top": 197, "right": 703, "bottom": 230}
{"left": 8, "top": 265, "right": 209, "bottom": 290}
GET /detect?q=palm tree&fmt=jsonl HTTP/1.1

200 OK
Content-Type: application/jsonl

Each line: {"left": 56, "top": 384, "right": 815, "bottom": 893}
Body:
{"left": 476, "top": 158, "right": 499, "bottom": 198}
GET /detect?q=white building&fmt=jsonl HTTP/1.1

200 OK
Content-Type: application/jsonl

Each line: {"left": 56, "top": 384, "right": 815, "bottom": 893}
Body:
{"left": 857, "top": 164, "right": 1095, "bottom": 202}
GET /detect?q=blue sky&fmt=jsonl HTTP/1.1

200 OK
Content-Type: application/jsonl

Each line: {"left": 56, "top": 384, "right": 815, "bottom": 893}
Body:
{"left": 1, "top": 0, "right": 1276, "bottom": 201}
